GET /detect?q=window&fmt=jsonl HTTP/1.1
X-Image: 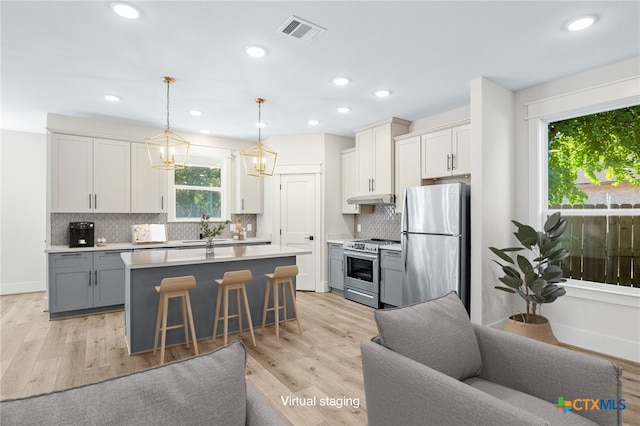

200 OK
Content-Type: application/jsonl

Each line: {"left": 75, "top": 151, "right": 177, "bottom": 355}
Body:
{"left": 174, "top": 165, "right": 222, "bottom": 219}
{"left": 546, "top": 106, "right": 640, "bottom": 288}
{"left": 168, "top": 146, "right": 230, "bottom": 222}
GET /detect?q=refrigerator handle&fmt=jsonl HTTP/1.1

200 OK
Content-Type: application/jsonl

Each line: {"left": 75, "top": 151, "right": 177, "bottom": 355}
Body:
{"left": 401, "top": 232, "right": 408, "bottom": 271}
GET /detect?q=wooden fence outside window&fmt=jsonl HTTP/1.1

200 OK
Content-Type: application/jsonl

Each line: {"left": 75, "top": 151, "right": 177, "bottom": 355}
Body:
{"left": 551, "top": 204, "right": 640, "bottom": 287}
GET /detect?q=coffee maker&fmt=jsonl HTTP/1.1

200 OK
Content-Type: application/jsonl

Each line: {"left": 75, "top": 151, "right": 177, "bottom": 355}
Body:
{"left": 69, "top": 222, "right": 95, "bottom": 248}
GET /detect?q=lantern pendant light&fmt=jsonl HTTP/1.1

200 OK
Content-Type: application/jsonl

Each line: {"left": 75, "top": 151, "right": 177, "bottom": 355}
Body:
{"left": 145, "top": 76, "right": 190, "bottom": 170}
{"left": 241, "top": 98, "right": 277, "bottom": 177}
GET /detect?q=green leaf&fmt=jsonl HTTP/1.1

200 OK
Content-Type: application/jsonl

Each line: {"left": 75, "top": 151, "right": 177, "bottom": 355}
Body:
{"left": 502, "top": 265, "right": 521, "bottom": 278}
{"left": 516, "top": 255, "right": 533, "bottom": 274}
{"left": 542, "top": 265, "right": 563, "bottom": 281}
{"left": 529, "top": 278, "right": 546, "bottom": 293}
{"left": 543, "top": 212, "right": 562, "bottom": 232}
{"left": 547, "top": 248, "right": 570, "bottom": 263}
{"left": 495, "top": 286, "right": 516, "bottom": 294}
{"left": 514, "top": 224, "right": 538, "bottom": 247}
{"left": 489, "top": 247, "right": 515, "bottom": 264}
{"left": 499, "top": 275, "right": 522, "bottom": 289}
{"left": 546, "top": 219, "right": 567, "bottom": 238}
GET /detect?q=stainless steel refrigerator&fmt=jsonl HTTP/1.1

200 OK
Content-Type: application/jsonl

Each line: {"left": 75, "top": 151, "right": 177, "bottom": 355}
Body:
{"left": 400, "top": 183, "right": 470, "bottom": 312}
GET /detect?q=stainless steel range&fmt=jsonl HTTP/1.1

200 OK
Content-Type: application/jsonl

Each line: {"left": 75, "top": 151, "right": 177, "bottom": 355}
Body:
{"left": 343, "top": 239, "right": 399, "bottom": 308}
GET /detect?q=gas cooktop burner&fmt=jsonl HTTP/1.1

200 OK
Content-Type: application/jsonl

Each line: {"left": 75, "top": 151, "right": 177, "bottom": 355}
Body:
{"left": 343, "top": 238, "right": 400, "bottom": 253}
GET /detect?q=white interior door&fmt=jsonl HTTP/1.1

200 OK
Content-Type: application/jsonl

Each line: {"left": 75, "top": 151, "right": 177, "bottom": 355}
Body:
{"left": 280, "top": 174, "right": 316, "bottom": 291}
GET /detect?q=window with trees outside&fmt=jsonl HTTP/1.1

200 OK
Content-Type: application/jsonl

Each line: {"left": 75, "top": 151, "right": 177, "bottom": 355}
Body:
{"left": 547, "top": 105, "right": 639, "bottom": 288}
{"left": 169, "top": 146, "right": 229, "bottom": 221}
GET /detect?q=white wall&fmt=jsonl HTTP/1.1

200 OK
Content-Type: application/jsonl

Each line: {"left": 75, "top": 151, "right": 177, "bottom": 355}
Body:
{"left": 1, "top": 130, "right": 47, "bottom": 295}
{"left": 469, "top": 77, "right": 516, "bottom": 326}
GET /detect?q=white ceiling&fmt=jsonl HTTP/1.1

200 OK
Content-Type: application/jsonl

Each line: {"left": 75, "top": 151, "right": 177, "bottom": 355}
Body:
{"left": 2, "top": 1, "right": 639, "bottom": 141}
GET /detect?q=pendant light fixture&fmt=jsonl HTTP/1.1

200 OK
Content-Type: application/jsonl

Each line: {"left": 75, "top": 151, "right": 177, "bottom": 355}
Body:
{"left": 145, "top": 76, "right": 190, "bottom": 170}
{"left": 241, "top": 98, "right": 277, "bottom": 177}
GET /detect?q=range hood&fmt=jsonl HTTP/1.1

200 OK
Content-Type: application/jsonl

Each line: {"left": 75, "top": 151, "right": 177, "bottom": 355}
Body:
{"left": 347, "top": 194, "right": 395, "bottom": 205}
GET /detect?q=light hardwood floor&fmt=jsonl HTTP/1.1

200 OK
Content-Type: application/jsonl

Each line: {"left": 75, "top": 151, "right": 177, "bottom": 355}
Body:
{"left": 1, "top": 291, "right": 638, "bottom": 425}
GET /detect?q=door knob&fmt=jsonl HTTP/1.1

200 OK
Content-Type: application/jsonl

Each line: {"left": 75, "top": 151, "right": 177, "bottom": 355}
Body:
{"left": 304, "top": 236, "right": 314, "bottom": 241}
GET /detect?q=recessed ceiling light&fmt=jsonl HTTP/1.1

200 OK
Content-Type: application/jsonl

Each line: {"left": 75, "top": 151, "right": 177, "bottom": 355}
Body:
{"left": 200, "top": 129, "right": 211, "bottom": 134}
{"left": 565, "top": 15, "right": 597, "bottom": 31}
{"left": 111, "top": 2, "right": 141, "bottom": 19}
{"left": 308, "top": 120, "right": 320, "bottom": 126}
{"left": 374, "top": 89, "right": 391, "bottom": 98}
{"left": 245, "top": 45, "right": 267, "bottom": 58}
{"left": 190, "top": 110, "right": 203, "bottom": 116}
{"left": 104, "top": 94, "right": 120, "bottom": 102}
{"left": 337, "top": 107, "right": 351, "bottom": 113}
{"left": 332, "top": 77, "right": 351, "bottom": 86}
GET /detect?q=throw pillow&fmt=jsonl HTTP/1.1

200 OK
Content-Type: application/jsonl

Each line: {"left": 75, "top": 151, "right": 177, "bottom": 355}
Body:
{"left": 374, "top": 291, "right": 482, "bottom": 381}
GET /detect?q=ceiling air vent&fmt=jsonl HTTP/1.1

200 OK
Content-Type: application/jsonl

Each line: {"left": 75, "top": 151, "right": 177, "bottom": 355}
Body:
{"left": 277, "top": 15, "right": 326, "bottom": 44}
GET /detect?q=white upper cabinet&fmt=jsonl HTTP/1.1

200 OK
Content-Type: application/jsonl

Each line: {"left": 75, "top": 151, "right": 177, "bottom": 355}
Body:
{"left": 231, "top": 154, "right": 263, "bottom": 214}
{"left": 51, "top": 135, "right": 130, "bottom": 213}
{"left": 93, "top": 138, "right": 130, "bottom": 213}
{"left": 51, "top": 134, "right": 93, "bottom": 212}
{"left": 131, "top": 143, "right": 166, "bottom": 213}
{"left": 394, "top": 135, "right": 422, "bottom": 214}
{"left": 341, "top": 148, "right": 360, "bottom": 214}
{"left": 421, "top": 124, "right": 470, "bottom": 179}
{"left": 355, "top": 118, "right": 410, "bottom": 196}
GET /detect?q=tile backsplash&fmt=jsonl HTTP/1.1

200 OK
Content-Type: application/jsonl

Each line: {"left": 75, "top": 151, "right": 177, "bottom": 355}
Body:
{"left": 50, "top": 213, "right": 257, "bottom": 245}
{"left": 354, "top": 204, "right": 402, "bottom": 241}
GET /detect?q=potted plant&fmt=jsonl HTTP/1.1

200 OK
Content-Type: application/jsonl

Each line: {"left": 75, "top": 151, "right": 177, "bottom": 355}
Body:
{"left": 489, "top": 212, "right": 569, "bottom": 344}
{"left": 200, "top": 214, "right": 230, "bottom": 253}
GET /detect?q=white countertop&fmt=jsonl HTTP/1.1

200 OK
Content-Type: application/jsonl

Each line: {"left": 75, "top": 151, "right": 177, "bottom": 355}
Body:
{"left": 380, "top": 244, "right": 402, "bottom": 251}
{"left": 121, "top": 244, "right": 311, "bottom": 269}
{"left": 45, "top": 237, "right": 271, "bottom": 253}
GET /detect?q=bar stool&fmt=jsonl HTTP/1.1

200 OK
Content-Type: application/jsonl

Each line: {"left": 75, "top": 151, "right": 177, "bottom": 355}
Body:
{"left": 153, "top": 275, "right": 199, "bottom": 365}
{"left": 212, "top": 270, "right": 256, "bottom": 347}
{"left": 262, "top": 265, "right": 302, "bottom": 340}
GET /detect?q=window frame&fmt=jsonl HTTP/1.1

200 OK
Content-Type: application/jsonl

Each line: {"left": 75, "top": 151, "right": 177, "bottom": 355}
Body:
{"left": 167, "top": 146, "right": 232, "bottom": 223}
{"left": 525, "top": 76, "right": 640, "bottom": 291}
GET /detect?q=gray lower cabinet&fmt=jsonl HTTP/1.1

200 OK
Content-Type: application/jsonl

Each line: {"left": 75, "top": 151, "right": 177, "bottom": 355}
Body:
{"left": 328, "top": 243, "right": 344, "bottom": 292}
{"left": 380, "top": 249, "right": 403, "bottom": 307}
{"left": 49, "top": 250, "right": 129, "bottom": 315}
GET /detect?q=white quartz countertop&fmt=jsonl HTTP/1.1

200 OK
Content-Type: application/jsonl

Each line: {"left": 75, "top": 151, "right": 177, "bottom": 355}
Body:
{"left": 45, "top": 237, "right": 271, "bottom": 253}
{"left": 380, "top": 244, "right": 402, "bottom": 251}
{"left": 121, "top": 245, "right": 311, "bottom": 269}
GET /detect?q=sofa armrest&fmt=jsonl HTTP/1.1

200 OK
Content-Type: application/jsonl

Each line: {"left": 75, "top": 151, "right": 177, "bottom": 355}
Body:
{"left": 246, "top": 382, "right": 288, "bottom": 426}
{"left": 473, "top": 324, "right": 622, "bottom": 426}
{"left": 360, "top": 339, "right": 548, "bottom": 426}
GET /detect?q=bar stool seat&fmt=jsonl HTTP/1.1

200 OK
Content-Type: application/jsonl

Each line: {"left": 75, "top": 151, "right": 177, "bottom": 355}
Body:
{"left": 153, "top": 275, "right": 198, "bottom": 364}
{"left": 262, "top": 265, "right": 302, "bottom": 340}
{"left": 213, "top": 270, "right": 256, "bottom": 347}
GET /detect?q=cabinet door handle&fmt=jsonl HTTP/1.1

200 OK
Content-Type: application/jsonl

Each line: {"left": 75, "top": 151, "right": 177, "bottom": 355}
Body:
{"left": 242, "top": 199, "right": 245, "bottom": 210}
{"left": 61, "top": 253, "right": 82, "bottom": 257}
{"left": 371, "top": 178, "right": 375, "bottom": 192}
{"left": 161, "top": 196, "right": 164, "bottom": 210}
{"left": 451, "top": 153, "right": 456, "bottom": 171}
{"left": 446, "top": 154, "right": 451, "bottom": 171}
{"left": 89, "top": 194, "right": 92, "bottom": 209}
{"left": 95, "top": 270, "right": 98, "bottom": 286}
{"left": 94, "top": 194, "right": 97, "bottom": 210}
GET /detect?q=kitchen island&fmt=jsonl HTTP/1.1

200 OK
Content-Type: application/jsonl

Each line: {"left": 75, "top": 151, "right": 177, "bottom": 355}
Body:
{"left": 121, "top": 245, "right": 311, "bottom": 354}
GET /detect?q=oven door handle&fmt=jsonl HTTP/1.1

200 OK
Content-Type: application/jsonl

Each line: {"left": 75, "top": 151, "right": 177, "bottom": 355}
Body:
{"left": 343, "top": 250, "right": 378, "bottom": 261}
{"left": 346, "top": 288, "right": 375, "bottom": 299}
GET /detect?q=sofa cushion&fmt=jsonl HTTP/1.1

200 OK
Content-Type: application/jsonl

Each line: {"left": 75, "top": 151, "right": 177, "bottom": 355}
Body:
{"left": 464, "top": 377, "right": 598, "bottom": 426}
{"left": 374, "top": 291, "right": 482, "bottom": 381}
{"left": 1, "top": 341, "right": 248, "bottom": 426}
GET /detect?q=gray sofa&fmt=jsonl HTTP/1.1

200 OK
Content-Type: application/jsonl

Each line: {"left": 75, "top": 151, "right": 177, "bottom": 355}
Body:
{"left": 361, "top": 292, "right": 623, "bottom": 426}
{"left": 1, "top": 341, "right": 286, "bottom": 426}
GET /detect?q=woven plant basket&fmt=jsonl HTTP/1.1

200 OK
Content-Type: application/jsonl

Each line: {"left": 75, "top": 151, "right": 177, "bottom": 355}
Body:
{"left": 503, "top": 313, "right": 559, "bottom": 345}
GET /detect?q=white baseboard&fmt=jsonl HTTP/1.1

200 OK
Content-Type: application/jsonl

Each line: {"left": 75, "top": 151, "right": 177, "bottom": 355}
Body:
{"left": 485, "top": 316, "right": 639, "bottom": 363}
{"left": 0, "top": 280, "right": 45, "bottom": 295}
{"left": 551, "top": 323, "right": 640, "bottom": 363}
